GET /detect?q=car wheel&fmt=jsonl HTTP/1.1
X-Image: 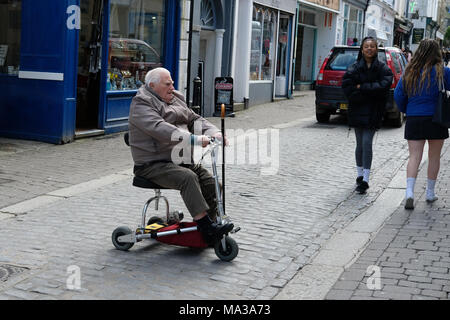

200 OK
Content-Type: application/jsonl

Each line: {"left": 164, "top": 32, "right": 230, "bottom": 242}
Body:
{"left": 316, "top": 112, "right": 330, "bottom": 123}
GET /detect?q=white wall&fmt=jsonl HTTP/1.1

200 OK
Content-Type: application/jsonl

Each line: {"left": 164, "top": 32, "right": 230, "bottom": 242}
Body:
{"left": 315, "top": 11, "right": 338, "bottom": 79}
{"left": 178, "top": 0, "right": 190, "bottom": 96}
{"left": 394, "top": 0, "right": 407, "bottom": 18}
{"left": 233, "top": 0, "right": 252, "bottom": 103}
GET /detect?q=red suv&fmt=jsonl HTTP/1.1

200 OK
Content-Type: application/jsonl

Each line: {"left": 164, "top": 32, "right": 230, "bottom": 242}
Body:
{"left": 315, "top": 46, "right": 407, "bottom": 127}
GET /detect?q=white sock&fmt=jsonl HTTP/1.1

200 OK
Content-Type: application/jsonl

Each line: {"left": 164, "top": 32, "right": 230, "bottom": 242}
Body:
{"left": 406, "top": 177, "right": 416, "bottom": 199}
{"left": 426, "top": 179, "right": 436, "bottom": 199}
{"left": 357, "top": 166, "right": 363, "bottom": 177}
{"left": 363, "top": 169, "right": 370, "bottom": 183}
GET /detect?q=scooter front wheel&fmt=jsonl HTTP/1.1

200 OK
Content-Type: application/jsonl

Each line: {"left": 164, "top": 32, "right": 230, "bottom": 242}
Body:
{"left": 112, "top": 226, "right": 134, "bottom": 251}
{"left": 214, "top": 236, "right": 238, "bottom": 262}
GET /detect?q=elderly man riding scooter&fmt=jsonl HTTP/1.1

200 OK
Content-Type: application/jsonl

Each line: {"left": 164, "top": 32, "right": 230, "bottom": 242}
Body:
{"left": 128, "top": 67, "right": 233, "bottom": 244}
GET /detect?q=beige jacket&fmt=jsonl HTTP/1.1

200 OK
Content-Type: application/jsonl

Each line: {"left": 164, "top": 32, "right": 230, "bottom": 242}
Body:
{"left": 128, "top": 85, "right": 219, "bottom": 165}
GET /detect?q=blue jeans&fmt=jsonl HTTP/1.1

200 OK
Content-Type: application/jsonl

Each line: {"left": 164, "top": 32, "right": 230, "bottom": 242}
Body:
{"left": 354, "top": 127, "right": 376, "bottom": 169}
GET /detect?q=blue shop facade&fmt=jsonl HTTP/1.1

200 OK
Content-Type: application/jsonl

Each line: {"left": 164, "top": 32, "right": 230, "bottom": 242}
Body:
{"left": 0, "top": 0, "right": 181, "bottom": 144}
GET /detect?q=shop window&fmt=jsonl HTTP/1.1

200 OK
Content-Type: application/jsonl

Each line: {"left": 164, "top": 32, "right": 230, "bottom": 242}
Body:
{"left": 298, "top": 9, "right": 315, "bottom": 27}
{"left": 249, "top": 5, "right": 276, "bottom": 81}
{"left": 343, "top": 5, "right": 363, "bottom": 46}
{"left": 0, "top": 0, "right": 21, "bottom": 75}
{"left": 200, "top": 0, "right": 215, "bottom": 29}
{"left": 108, "top": 0, "right": 165, "bottom": 91}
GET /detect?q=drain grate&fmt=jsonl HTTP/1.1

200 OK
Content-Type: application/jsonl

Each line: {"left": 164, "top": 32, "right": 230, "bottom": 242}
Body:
{"left": 0, "top": 264, "right": 28, "bottom": 282}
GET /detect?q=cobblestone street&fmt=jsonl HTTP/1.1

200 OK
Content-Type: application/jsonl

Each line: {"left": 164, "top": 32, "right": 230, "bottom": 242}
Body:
{"left": 0, "top": 92, "right": 418, "bottom": 300}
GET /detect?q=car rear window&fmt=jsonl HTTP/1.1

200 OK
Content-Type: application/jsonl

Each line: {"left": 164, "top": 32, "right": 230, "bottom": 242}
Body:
{"left": 326, "top": 49, "right": 358, "bottom": 71}
{"left": 377, "top": 51, "right": 386, "bottom": 63}
{"left": 325, "top": 48, "right": 388, "bottom": 71}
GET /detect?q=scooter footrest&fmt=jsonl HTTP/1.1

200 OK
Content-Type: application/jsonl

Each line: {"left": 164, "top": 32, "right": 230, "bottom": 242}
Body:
{"left": 230, "top": 226, "right": 241, "bottom": 234}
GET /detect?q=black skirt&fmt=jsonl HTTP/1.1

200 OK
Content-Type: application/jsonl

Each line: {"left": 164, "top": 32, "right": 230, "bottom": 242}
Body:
{"left": 405, "top": 116, "right": 449, "bottom": 140}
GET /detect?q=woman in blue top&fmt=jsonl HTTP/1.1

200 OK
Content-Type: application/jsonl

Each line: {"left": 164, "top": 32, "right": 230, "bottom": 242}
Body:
{"left": 394, "top": 39, "right": 450, "bottom": 210}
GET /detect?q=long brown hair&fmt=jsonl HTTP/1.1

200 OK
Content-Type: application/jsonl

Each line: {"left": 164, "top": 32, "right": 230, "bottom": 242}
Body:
{"left": 402, "top": 38, "right": 443, "bottom": 96}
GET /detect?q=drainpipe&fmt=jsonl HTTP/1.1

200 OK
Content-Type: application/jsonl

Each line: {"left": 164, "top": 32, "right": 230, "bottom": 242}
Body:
{"left": 362, "top": 0, "right": 370, "bottom": 38}
{"left": 186, "top": 0, "right": 195, "bottom": 107}
{"left": 291, "top": 3, "right": 299, "bottom": 93}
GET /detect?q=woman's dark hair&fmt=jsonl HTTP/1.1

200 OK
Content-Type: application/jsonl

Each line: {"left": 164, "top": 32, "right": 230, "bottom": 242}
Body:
{"left": 357, "top": 36, "right": 378, "bottom": 61}
{"left": 402, "top": 38, "right": 443, "bottom": 96}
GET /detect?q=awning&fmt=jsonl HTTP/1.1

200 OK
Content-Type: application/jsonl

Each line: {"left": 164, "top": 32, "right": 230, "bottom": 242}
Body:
{"left": 376, "top": 30, "right": 388, "bottom": 41}
{"left": 368, "top": 28, "right": 388, "bottom": 41}
{"left": 437, "top": 31, "right": 444, "bottom": 40}
{"left": 395, "top": 24, "right": 410, "bottom": 34}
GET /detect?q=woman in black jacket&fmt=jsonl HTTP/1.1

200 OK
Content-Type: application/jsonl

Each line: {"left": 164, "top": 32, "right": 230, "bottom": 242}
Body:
{"left": 342, "top": 37, "right": 393, "bottom": 194}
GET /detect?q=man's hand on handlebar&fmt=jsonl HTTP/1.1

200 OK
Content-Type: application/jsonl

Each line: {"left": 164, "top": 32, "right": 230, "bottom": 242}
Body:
{"left": 193, "top": 133, "right": 229, "bottom": 148}
{"left": 212, "top": 132, "right": 229, "bottom": 146}
{"left": 197, "top": 135, "right": 211, "bottom": 148}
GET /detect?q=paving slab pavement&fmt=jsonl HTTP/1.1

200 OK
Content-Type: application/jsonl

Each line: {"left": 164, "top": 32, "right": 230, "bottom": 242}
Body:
{"left": 275, "top": 140, "right": 450, "bottom": 300}
{"left": 323, "top": 141, "right": 450, "bottom": 300}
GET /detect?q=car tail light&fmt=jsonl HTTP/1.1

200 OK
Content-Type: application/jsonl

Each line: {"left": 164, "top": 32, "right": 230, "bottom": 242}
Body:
{"left": 316, "top": 57, "right": 328, "bottom": 85}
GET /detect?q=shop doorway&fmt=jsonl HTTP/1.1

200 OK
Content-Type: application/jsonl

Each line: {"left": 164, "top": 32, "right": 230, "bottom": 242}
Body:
{"left": 75, "top": 0, "right": 104, "bottom": 136}
{"left": 275, "top": 15, "right": 290, "bottom": 97}
{"left": 199, "top": 31, "right": 215, "bottom": 117}
{"left": 295, "top": 25, "right": 315, "bottom": 84}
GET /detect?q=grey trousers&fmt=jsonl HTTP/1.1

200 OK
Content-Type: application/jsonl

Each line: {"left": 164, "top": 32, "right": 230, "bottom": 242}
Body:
{"left": 354, "top": 127, "right": 376, "bottom": 169}
{"left": 135, "top": 162, "right": 219, "bottom": 219}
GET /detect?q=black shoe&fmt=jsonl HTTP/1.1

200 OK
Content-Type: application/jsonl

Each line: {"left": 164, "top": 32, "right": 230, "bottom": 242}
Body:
{"left": 356, "top": 176, "right": 363, "bottom": 185}
{"left": 405, "top": 197, "right": 414, "bottom": 210}
{"left": 196, "top": 215, "right": 234, "bottom": 244}
{"left": 355, "top": 181, "right": 369, "bottom": 194}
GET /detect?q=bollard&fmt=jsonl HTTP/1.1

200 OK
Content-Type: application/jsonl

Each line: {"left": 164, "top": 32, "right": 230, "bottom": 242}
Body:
{"left": 192, "top": 76, "right": 202, "bottom": 115}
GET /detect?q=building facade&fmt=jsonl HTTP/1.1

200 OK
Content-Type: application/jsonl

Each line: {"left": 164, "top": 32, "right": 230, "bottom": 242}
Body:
{"left": 365, "top": 0, "right": 396, "bottom": 47}
{"left": 233, "top": 0, "right": 297, "bottom": 108}
{"left": 291, "top": 0, "right": 340, "bottom": 89}
{"left": 408, "top": 0, "right": 439, "bottom": 51}
{"left": 0, "top": 0, "right": 184, "bottom": 144}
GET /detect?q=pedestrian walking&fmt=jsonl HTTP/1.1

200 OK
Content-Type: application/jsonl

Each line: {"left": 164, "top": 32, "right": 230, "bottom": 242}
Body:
{"left": 442, "top": 49, "right": 449, "bottom": 66}
{"left": 404, "top": 47, "right": 412, "bottom": 63}
{"left": 342, "top": 36, "right": 393, "bottom": 194}
{"left": 394, "top": 39, "right": 450, "bottom": 210}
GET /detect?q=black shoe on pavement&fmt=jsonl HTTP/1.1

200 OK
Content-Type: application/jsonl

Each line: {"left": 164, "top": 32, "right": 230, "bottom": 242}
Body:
{"left": 195, "top": 215, "right": 234, "bottom": 244}
{"left": 355, "top": 181, "right": 369, "bottom": 194}
{"left": 356, "top": 176, "right": 363, "bottom": 185}
{"left": 405, "top": 197, "right": 414, "bottom": 210}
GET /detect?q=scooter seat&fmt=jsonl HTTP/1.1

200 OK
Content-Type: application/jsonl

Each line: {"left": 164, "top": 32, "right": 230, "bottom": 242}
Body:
{"left": 133, "top": 176, "right": 168, "bottom": 189}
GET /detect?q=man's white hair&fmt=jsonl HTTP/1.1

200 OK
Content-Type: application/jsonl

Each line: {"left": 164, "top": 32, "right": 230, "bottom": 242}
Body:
{"left": 145, "top": 67, "right": 170, "bottom": 86}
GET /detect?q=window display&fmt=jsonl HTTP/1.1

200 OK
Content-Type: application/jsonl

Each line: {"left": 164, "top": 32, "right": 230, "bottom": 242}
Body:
{"left": 0, "top": 0, "right": 21, "bottom": 75}
{"left": 250, "top": 5, "right": 276, "bottom": 81}
{"left": 108, "top": 0, "right": 164, "bottom": 91}
{"left": 343, "top": 5, "right": 363, "bottom": 46}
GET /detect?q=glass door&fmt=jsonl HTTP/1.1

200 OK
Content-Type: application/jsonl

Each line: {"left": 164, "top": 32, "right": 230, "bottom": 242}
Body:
{"left": 275, "top": 14, "right": 289, "bottom": 96}
{"left": 76, "top": 0, "right": 104, "bottom": 132}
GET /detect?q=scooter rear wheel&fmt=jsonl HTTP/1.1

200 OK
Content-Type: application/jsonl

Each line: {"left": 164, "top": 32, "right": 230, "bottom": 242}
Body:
{"left": 112, "top": 226, "right": 134, "bottom": 251}
{"left": 214, "top": 236, "right": 238, "bottom": 262}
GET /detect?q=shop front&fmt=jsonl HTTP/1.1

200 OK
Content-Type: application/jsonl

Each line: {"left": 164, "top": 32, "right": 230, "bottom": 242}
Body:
{"left": 233, "top": 0, "right": 296, "bottom": 108}
{"left": 0, "top": 0, "right": 181, "bottom": 144}
{"left": 294, "top": 0, "right": 339, "bottom": 90}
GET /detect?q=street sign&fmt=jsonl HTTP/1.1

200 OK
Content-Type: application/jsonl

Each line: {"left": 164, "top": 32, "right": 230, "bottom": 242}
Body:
{"left": 214, "top": 77, "right": 234, "bottom": 117}
{"left": 412, "top": 28, "right": 424, "bottom": 44}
